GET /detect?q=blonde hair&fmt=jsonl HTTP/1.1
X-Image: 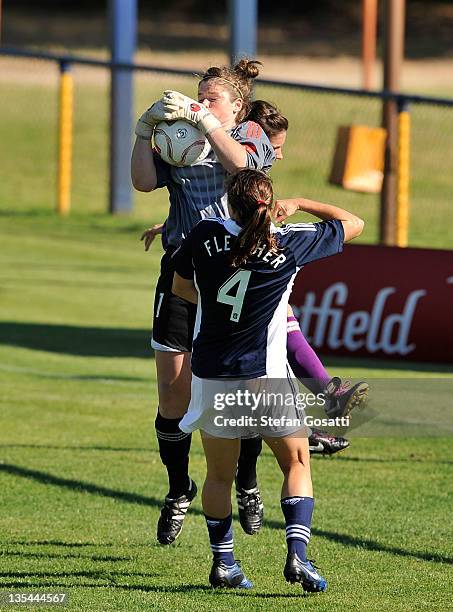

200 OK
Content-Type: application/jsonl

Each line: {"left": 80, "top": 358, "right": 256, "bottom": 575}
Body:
{"left": 199, "top": 59, "right": 262, "bottom": 123}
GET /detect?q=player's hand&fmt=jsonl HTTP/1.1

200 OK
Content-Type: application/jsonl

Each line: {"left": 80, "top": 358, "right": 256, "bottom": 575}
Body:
{"left": 160, "top": 90, "right": 221, "bottom": 135}
{"left": 274, "top": 199, "right": 300, "bottom": 223}
{"left": 140, "top": 224, "right": 164, "bottom": 251}
{"left": 135, "top": 101, "right": 167, "bottom": 139}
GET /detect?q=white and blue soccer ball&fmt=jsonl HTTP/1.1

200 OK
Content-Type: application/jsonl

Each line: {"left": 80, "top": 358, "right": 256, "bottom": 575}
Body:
{"left": 153, "top": 120, "right": 211, "bottom": 167}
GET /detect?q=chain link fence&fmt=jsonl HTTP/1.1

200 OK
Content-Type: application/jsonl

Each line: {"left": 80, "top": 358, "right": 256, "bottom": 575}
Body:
{"left": 0, "top": 52, "right": 452, "bottom": 249}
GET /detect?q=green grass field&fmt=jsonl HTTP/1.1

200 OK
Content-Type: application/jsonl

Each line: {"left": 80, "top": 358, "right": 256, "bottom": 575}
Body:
{"left": 1, "top": 211, "right": 452, "bottom": 611}
{"left": 1, "top": 58, "right": 453, "bottom": 610}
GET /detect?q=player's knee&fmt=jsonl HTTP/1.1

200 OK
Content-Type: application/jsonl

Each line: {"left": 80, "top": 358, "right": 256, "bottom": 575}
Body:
{"left": 158, "top": 383, "right": 190, "bottom": 418}
{"left": 205, "top": 470, "right": 235, "bottom": 487}
{"left": 281, "top": 455, "right": 310, "bottom": 477}
{"left": 158, "top": 403, "right": 188, "bottom": 420}
{"left": 158, "top": 396, "right": 189, "bottom": 419}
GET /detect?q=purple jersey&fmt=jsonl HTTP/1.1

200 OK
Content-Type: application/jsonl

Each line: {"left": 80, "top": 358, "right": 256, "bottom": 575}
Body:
{"left": 154, "top": 121, "right": 275, "bottom": 249}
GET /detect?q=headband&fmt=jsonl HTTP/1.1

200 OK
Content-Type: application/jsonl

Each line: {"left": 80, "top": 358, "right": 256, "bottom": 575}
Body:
{"left": 199, "top": 76, "right": 244, "bottom": 100}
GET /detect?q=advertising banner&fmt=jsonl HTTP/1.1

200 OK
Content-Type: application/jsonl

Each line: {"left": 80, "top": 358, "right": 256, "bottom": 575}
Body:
{"left": 290, "top": 244, "right": 453, "bottom": 363}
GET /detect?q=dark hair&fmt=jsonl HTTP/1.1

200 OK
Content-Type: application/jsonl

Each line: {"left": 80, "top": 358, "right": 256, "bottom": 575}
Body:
{"left": 247, "top": 100, "right": 289, "bottom": 137}
{"left": 227, "top": 169, "right": 278, "bottom": 267}
{"left": 199, "top": 59, "right": 262, "bottom": 123}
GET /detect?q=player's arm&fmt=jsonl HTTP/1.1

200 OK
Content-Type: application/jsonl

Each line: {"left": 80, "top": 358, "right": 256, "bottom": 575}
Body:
{"left": 140, "top": 223, "right": 164, "bottom": 251}
{"left": 131, "top": 99, "right": 169, "bottom": 191}
{"left": 159, "top": 91, "right": 261, "bottom": 173}
{"left": 229, "top": 120, "right": 275, "bottom": 172}
{"left": 205, "top": 128, "right": 247, "bottom": 173}
{"left": 206, "top": 120, "right": 276, "bottom": 174}
{"left": 131, "top": 137, "right": 158, "bottom": 192}
{"left": 172, "top": 273, "right": 198, "bottom": 304}
{"left": 171, "top": 228, "right": 198, "bottom": 303}
{"left": 275, "top": 198, "right": 364, "bottom": 242}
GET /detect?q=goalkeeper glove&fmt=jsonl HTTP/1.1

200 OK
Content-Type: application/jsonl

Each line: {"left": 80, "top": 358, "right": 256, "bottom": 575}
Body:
{"left": 161, "top": 90, "right": 221, "bottom": 136}
{"left": 135, "top": 100, "right": 167, "bottom": 139}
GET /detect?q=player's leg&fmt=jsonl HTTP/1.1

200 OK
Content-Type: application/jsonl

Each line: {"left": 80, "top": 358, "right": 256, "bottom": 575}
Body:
{"left": 237, "top": 436, "right": 262, "bottom": 490}
{"left": 154, "top": 350, "right": 197, "bottom": 545}
{"left": 235, "top": 309, "right": 314, "bottom": 531}
{"left": 152, "top": 252, "right": 198, "bottom": 544}
{"left": 287, "top": 305, "right": 368, "bottom": 439}
{"left": 263, "top": 433, "right": 327, "bottom": 592}
{"left": 201, "top": 433, "right": 253, "bottom": 589}
{"left": 286, "top": 305, "right": 330, "bottom": 394}
{"left": 236, "top": 300, "right": 322, "bottom": 521}
{"left": 286, "top": 312, "right": 349, "bottom": 454}
{"left": 264, "top": 433, "right": 313, "bottom": 498}
{"left": 235, "top": 436, "right": 264, "bottom": 535}
{"left": 235, "top": 305, "right": 352, "bottom": 531}
{"left": 155, "top": 349, "right": 192, "bottom": 493}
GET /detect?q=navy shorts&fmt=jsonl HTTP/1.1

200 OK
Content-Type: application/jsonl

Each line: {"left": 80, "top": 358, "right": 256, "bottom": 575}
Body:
{"left": 151, "top": 251, "right": 196, "bottom": 353}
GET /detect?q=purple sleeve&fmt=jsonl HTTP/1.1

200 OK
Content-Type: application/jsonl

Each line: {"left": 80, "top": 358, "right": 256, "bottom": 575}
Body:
{"left": 231, "top": 121, "right": 276, "bottom": 172}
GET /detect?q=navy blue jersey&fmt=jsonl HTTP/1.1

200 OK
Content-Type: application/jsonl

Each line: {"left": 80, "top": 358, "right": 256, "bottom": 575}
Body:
{"left": 172, "top": 217, "right": 344, "bottom": 379}
{"left": 155, "top": 121, "right": 275, "bottom": 249}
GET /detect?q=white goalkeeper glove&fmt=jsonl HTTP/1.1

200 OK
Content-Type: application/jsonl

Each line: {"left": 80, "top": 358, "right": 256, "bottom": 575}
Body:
{"left": 135, "top": 100, "right": 167, "bottom": 139}
{"left": 161, "top": 90, "right": 221, "bottom": 135}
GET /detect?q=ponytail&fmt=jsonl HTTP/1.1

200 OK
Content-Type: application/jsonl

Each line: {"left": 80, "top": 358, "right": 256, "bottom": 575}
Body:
{"left": 230, "top": 205, "right": 276, "bottom": 267}
{"left": 227, "top": 170, "right": 278, "bottom": 267}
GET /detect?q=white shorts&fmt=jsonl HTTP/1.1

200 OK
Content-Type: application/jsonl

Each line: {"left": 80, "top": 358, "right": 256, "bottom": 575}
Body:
{"left": 179, "top": 374, "right": 310, "bottom": 439}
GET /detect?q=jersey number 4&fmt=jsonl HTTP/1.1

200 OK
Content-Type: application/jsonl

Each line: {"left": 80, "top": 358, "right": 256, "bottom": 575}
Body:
{"left": 217, "top": 270, "right": 251, "bottom": 323}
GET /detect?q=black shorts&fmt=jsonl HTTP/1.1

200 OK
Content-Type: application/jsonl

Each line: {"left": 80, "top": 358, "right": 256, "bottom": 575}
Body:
{"left": 151, "top": 251, "right": 197, "bottom": 353}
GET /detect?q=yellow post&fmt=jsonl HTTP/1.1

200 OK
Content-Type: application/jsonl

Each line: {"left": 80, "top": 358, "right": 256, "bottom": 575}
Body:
{"left": 396, "top": 100, "right": 410, "bottom": 247}
{"left": 57, "top": 62, "right": 73, "bottom": 216}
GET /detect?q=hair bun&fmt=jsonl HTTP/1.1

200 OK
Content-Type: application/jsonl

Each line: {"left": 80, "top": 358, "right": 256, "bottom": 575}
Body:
{"left": 234, "top": 59, "right": 262, "bottom": 80}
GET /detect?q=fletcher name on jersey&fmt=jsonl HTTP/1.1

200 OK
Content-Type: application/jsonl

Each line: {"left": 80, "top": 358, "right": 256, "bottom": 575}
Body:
{"left": 202, "top": 233, "right": 287, "bottom": 269}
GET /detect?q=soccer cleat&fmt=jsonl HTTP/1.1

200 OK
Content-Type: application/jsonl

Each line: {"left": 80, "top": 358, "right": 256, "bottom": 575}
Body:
{"left": 209, "top": 560, "right": 253, "bottom": 589}
{"left": 157, "top": 479, "right": 197, "bottom": 545}
{"left": 309, "top": 429, "right": 350, "bottom": 455}
{"left": 324, "top": 377, "right": 369, "bottom": 419}
{"left": 235, "top": 482, "right": 264, "bottom": 535}
{"left": 284, "top": 552, "right": 327, "bottom": 593}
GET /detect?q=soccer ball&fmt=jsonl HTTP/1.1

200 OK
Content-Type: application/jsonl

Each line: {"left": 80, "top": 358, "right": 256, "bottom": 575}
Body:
{"left": 153, "top": 120, "right": 211, "bottom": 167}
